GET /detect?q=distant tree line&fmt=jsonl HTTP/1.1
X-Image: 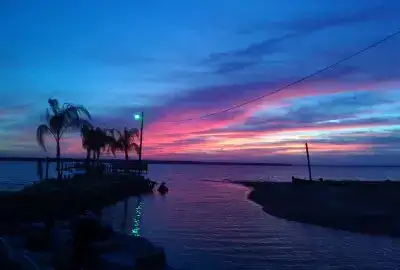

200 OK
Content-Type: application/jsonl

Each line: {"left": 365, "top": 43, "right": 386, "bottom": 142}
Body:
{"left": 36, "top": 99, "right": 140, "bottom": 179}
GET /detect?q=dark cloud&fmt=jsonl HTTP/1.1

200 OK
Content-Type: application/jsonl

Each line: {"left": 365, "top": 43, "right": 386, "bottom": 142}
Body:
{"left": 230, "top": 92, "right": 389, "bottom": 131}
{"left": 155, "top": 137, "right": 208, "bottom": 147}
{"left": 279, "top": 5, "right": 398, "bottom": 33}
{"left": 91, "top": 72, "right": 397, "bottom": 137}
{"left": 205, "top": 4, "right": 399, "bottom": 76}
{"left": 286, "top": 91, "right": 394, "bottom": 122}
{"left": 196, "top": 91, "right": 398, "bottom": 136}
{"left": 203, "top": 33, "right": 296, "bottom": 76}
{"left": 176, "top": 81, "right": 272, "bottom": 105}
{"left": 280, "top": 130, "right": 400, "bottom": 161}
{"left": 314, "top": 65, "right": 361, "bottom": 80}
{"left": 240, "top": 4, "right": 398, "bottom": 36}
{"left": 206, "top": 33, "right": 295, "bottom": 63}
{"left": 214, "top": 60, "right": 258, "bottom": 74}
{"left": 192, "top": 116, "right": 399, "bottom": 138}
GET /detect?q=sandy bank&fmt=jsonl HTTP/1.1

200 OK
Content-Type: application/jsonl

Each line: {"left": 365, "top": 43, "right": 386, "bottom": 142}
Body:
{"left": 240, "top": 181, "right": 400, "bottom": 237}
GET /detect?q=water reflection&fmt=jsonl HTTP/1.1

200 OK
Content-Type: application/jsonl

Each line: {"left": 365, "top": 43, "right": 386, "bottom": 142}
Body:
{"left": 132, "top": 196, "right": 143, "bottom": 236}
{"left": 120, "top": 199, "right": 128, "bottom": 231}
{"left": 103, "top": 165, "right": 400, "bottom": 270}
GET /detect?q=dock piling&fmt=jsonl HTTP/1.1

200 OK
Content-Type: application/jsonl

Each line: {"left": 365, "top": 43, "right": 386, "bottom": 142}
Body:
{"left": 45, "top": 157, "right": 49, "bottom": 180}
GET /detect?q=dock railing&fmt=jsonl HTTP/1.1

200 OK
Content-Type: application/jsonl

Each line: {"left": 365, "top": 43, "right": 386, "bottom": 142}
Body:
{"left": 0, "top": 157, "right": 148, "bottom": 186}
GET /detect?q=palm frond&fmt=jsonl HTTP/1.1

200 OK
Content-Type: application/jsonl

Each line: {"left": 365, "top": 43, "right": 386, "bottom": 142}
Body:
{"left": 65, "top": 104, "right": 92, "bottom": 120}
{"left": 81, "top": 125, "right": 93, "bottom": 149}
{"left": 80, "top": 124, "right": 91, "bottom": 136}
{"left": 76, "top": 105, "right": 92, "bottom": 119}
{"left": 49, "top": 115, "right": 64, "bottom": 135}
{"left": 128, "top": 142, "right": 140, "bottom": 155}
{"left": 107, "top": 128, "right": 121, "bottom": 140}
{"left": 45, "top": 108, "right": 51, "bottom": 122}
{"left": 106, "top": 143, "right": 117, "bottom": 156}
{"left": 113, "top": 129, "right": 122, "bottom": 137}
{"left": 113, "top": 139, "right": 124, "bottom": 150}
{"left": 61, "top": 119, "right": 92, "bottom": 137}
{"left": 104, "top": 135, "right": 118, "bottom": 156}
{"left": 36, "top": 124, "right": 53, "bottom": 151}
{"left": 48, "top": 99, "right": 60, "bottom": 115}
{"left": 71, "top": 119, "right": 92, "bottom": 130}
{"left": 127, "top": 128, "right": 139, "bottom": 139}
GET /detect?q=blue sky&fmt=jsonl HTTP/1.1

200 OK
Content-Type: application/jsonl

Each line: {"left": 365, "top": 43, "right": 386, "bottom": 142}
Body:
{"left": 1, "top": 0, "right": 400, "bottom": 164}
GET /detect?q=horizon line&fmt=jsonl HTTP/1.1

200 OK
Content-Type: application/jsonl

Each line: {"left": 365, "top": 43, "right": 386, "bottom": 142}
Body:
{"left": 0, "top": 156, "right": 398, "bottom": 167}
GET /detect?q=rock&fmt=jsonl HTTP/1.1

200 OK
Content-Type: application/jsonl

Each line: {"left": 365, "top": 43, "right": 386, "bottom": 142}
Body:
{"left": 135, "top": 249, "right": 166, "bottom": 270}
{"left": 97, "top": 234, "right": 166, "bottom": 270}
{"left": 3, "top": 236, "right": 26, "bottom": 250}
{"left": 22, "top": 223, "right": 49, "bottom": 251}
{"left": 0, "top": 237, "right": 41, "bottom": 270}
{"left": 97, "top": 221, "right": 114, "bottom": 241}
{"left": 51, "top": 228, "right": 73, "bottom": 270}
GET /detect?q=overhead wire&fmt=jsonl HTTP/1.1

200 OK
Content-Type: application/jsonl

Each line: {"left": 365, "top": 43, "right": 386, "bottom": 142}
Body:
{"left": 163, "top": 29, "right": 400, "bottom": 123}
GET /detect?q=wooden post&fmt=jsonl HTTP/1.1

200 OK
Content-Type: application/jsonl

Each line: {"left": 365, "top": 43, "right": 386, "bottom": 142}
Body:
{"left": 60, "top": 161, "right": 63, "bottom": 179}
{"left": 37, "top": 159, "right": 43, "bottom": 180}
{"left": 46, "top": 157, "right": 49, "bottom": 180}
{"left": 305, "top": 143, "right": 312, "bottom": 181}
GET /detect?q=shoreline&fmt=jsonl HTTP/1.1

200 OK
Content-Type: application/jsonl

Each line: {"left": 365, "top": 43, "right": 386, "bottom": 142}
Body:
{"left": 240, "top": 181, "right": 400, "bottom": 238}
{"left": 0, "top": 174, "right": 174, "bottom": 269}
{"left": 0, "top": 174, "right": 156, "bottom": 226}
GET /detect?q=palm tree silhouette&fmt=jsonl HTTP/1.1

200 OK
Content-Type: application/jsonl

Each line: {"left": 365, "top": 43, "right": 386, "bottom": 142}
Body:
{"left": 81, "top": 126, "right": 116, "bottom": 167}
{"left": 36, "top": 98, "right": 91, "bottom": 179}
{"left": 113, "top": 128, "right": 140, "bottom": 160}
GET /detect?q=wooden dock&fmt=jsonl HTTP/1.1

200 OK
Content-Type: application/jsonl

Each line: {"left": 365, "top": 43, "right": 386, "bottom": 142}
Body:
{"left": 32, "top": 158, "right": 149, "bottom": 180}
{"left": 63, "top": 160, "right": 148, "bottom": 174}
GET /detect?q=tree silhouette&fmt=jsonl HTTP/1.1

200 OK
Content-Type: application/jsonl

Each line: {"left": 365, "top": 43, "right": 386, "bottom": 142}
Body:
{"left": 81, "top": 126, "right": 116, "bottom": 167}
{"left": 37, "top": 98, "right": 91, "bottom": 179}
{"left": 113, "top": 128, "right": 140, "bottom": 160}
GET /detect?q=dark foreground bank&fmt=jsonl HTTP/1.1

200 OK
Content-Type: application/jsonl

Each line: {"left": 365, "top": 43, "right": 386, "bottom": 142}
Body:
{"left": 0, "top": 212, "right": 170, "bottom": 269}
{"left": 240, "top": 181, "right": 400, "bottom": 238}
{"left": 0, "top": 173, "right": 156, "bottom": 230}
{"left": 0, "top": 174, "right": 177, "bottom": 269}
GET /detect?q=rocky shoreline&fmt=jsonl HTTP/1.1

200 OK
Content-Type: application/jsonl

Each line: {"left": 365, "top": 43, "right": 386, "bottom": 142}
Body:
{"left": 0, "top": 174, "right": 175, "bottom": 269}
{"left": 0, "top": 173, "right": 155, "bottom": 225}
{"left": 0, "top": 213, "right": 170, "bottom": 269}
{"left": 240, "top": 181, "right": 400, "bottom": 238}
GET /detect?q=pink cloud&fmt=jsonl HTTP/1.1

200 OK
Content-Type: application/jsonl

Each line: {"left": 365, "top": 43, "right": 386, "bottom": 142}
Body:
{"left": 26, "top": 79, "right": 400, "bottom": 160}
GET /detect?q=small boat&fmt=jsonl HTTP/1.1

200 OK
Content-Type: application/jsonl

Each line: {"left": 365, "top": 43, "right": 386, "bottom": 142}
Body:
{"left": 158, "top": 182, "right": 169, "bottom": 195}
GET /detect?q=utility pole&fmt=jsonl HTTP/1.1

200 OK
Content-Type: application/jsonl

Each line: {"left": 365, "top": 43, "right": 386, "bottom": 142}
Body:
{"left": 134, "top": 112, "right": 145, "bottom": 174}
{"left": 138, "top": 111, "right": 144, "bottom": 162}
{"left": 305, "top": 143, "right": 312, "bottom": 181}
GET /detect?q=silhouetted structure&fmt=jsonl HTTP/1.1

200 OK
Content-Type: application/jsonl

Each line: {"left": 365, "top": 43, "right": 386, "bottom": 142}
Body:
{"left": 81, "top": 126, "right": 117, "bottom": 170}
{"left": 112, "top": 128, "right": 140, "bottom": 160}
{"left": 36, "top": 98, "right": 91, "bottom": 179}
{"left": 305, "top": 143, "right": 312, "bottom": 181}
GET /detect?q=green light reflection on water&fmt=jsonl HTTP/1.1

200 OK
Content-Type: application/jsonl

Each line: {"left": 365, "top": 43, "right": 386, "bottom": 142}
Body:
{"left": 132, "top": 197, "right": 143, "bottom": 236}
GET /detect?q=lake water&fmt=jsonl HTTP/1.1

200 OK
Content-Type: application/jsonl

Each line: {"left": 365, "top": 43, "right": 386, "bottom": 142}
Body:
{"left": 2, "top": 162, "right": 400, "bottom": 269}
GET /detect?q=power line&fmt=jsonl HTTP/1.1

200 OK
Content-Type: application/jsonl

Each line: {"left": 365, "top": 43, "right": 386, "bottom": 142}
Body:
{"left": 164, "top": 29, "right": 400, "bottom": 123}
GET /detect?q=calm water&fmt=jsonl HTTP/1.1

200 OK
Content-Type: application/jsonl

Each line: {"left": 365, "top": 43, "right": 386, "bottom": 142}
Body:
{"left": 2, "top": 162, "right": 400, "bottom": 269}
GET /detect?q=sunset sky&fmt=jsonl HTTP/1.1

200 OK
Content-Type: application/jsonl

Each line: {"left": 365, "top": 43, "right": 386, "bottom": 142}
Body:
{"left": 1, "top": 1, "right": 400, "bottom": 165}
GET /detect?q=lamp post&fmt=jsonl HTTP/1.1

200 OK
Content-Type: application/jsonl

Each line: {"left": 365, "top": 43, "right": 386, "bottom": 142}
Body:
{"left": 134, "top": 112, "right": 144, "bottom": 172}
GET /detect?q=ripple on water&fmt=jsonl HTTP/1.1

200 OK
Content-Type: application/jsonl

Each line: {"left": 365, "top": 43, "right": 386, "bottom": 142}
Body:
{"left": 3, "top": 163, "right": 400, "bottom": 269}
{"left": 102, "top": 175, "right": 400, "bottom": 270}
